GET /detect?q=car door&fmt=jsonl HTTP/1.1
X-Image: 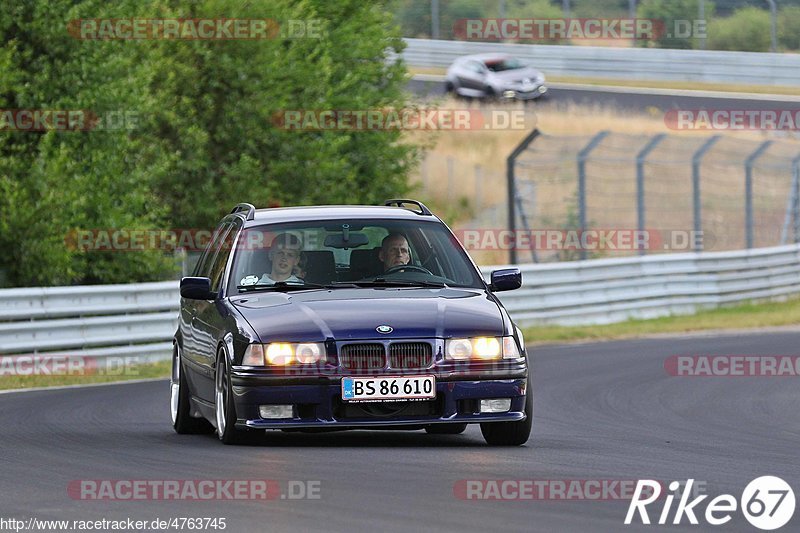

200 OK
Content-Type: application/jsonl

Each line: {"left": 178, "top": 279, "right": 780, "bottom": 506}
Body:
{"left": 192, "top": 220, "right": 240, "bottom": 402}
{"left": 179, "top": 231, "right": 220, "bottom": 387}
{"left": 460, "top": 60, "right": 488, "bottom": 92}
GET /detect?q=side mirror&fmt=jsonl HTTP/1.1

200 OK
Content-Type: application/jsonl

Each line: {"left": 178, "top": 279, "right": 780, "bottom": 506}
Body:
{"left": 490, "top": 268, "right": 522, "bottom": 292}
{"left": 180, "top": 277, "right": 215, "bottom": 300}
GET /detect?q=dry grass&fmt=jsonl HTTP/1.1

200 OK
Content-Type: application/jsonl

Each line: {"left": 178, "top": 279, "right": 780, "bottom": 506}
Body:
{"left": 406, "top": 98, "right": 796, "bottom": 265}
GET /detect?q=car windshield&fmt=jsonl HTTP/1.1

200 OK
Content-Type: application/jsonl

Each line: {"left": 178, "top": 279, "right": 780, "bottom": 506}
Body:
{"left": 485, "top": 58, "right": 525, "bottom": 72}
{"left": 227, "top": 218, "right": 485, "bottom": 293}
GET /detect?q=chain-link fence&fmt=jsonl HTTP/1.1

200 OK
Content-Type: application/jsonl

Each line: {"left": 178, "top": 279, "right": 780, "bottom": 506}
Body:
{"left": 511, "top": 131, "right": 800, "bottom": 262}
{"left": 412, "top": 131, "right": 800, "bottom": 265}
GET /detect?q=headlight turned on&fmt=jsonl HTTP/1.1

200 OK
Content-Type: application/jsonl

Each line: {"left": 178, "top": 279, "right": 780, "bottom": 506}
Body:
{"left": 445, "top": 336, "right": 521, "bottom": 361}
{"left": 242, "top": 342, "right": 325, "bottom": 366}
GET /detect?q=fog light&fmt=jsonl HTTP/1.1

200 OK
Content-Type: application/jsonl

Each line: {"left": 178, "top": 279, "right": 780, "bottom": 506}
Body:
{"left": 480, "top": 399, "right": 511, "bottom": 413}
{"left": 259, "top": 404, "right": 294, "bottom": 419}
{"left": 502, "top": 90, "right": 516, "bottom": 99}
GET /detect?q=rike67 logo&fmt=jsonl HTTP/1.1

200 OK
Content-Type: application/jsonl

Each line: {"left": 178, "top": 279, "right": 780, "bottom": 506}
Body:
{"left": 626, "top": 477, "right": 795, "bottom": 530}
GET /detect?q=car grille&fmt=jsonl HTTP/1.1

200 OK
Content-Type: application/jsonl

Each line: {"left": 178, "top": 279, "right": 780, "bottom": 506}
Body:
{"left": 389, "top": 342, "right": 433, "bottom": 369}
{"left": 340, "top": 343, "right": 385, "bottom": 370}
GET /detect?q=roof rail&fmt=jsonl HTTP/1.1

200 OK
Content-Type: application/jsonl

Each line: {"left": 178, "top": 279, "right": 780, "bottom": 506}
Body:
{"left": 383, "top": 199, "right": 433, "bottom": 216}
{"left": 230, "top": 203, "right": 256, "bottom": 221}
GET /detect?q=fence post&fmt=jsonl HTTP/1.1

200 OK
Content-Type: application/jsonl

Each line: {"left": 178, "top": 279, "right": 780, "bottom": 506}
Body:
{"left": 785, "top": 155, "right": 800, "bottom": 244}
{"left": 577, "top": 131, "right": 610, "bottom": 260}
{"left": 636, "top": 134, "right": 667, "bottom": 256}
{"left": 506, "top": 128, "right": 541, "bottom": 265}
{"left": 766, "top": 0, "right": 777, "bottom": 53}
{"left": 745, "top": 141, "right": 772, "bottom": 249}
{"left": 431, "top": 0, "right": 440, "bottom": 39}
{"left": 691, "top": 135, "right": 721, "bottom": 252}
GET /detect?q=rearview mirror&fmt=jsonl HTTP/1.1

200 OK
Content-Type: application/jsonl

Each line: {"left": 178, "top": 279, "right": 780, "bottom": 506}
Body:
{"left": 324, "top": 233, "right": 369, "bottom": 249}
{"left": 490, "top": 268, "right": 522, "bottom": 292}
{"left": 180, "top": 277, "right": 215, "bottom": 300}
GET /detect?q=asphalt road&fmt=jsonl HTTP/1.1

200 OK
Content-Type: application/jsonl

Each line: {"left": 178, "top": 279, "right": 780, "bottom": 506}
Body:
{"left": 2, "top": 331, "right": 798, "bottom": 532}
{"left": 408, "top": 77, "right": 800, "bottom": 112}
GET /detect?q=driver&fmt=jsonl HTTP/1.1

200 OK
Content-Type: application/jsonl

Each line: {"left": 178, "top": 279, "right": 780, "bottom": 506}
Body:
{"left": 379, "top": 232, "right": 411, "bottom": 272}
{"left": 260, "top": 232, "right": 305, "bottom": 284}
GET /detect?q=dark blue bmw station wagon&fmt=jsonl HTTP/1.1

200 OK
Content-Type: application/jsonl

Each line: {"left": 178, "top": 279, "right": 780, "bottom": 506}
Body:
{"left": 171, "top": 200, "right": 531, "bottom": 445}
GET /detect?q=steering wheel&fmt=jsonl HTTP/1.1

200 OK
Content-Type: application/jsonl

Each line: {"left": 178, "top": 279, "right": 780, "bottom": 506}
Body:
{"left": 384, "top": 264, "right": 432, "bottom": 275}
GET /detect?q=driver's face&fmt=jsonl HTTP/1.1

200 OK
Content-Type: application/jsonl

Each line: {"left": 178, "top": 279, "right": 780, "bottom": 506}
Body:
{"left": 380, "top": 236, "right": 410, "bottom": 270}
{"left": 270, "top": 245, "right": 301, "bottom": 279}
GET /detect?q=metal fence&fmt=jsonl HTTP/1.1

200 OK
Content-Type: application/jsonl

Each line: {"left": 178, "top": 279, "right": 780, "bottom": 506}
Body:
{"left": 507, "top": 130, "right": 800, "bottom": 263}
{"left": 0, "top": 281, "right": 178, "bottom": 361}
{"left": 498, "top": 243, "right": 800, "bottom": 326}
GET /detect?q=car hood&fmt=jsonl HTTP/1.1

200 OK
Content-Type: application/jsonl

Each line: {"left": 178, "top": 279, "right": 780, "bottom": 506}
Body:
{"left": 230, "top": 287, "right": 505, "bottom": 342}
{"left": 490, "top": 67, "right": 543, "bottom": 83}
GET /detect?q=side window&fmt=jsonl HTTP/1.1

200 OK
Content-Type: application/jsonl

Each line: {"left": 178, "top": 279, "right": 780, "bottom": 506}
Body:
{"left": 468, "top": 61, "right": 485, "bottom": 74}
{"left": 194, "top": 223, "right": 231, "bottom": 279}
{"left": 209, "top": 224, "right": 237, "bottom": 292}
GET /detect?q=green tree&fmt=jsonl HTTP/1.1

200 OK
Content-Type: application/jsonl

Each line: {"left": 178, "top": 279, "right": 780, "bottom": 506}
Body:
{"left": 778, "top": 5, "right": 800, "bottom": 51}
{"left": 707, "top": 6, "right": 771, "bottom": 52}
{"left": 0, "top": 0, "right": 173, "bottom": 287}
{"left": 637, "top": 0, "right": 711, "bottom": 49}
{"left": 0, "top": 0, "right": 418, "bottom": 287}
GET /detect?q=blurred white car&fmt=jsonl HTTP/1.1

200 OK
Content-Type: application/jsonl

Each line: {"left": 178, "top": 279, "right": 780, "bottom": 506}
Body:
{"left": 445, "top": 54, "right": 547, "bottom": 101}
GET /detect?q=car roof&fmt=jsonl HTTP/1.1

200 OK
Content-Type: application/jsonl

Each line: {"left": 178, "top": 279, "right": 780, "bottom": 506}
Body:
{"left": 242, "top": 205, "right": 438, "bottom": 227}
{"left": 456, "top": 53, "right": 513, "bottom": 63}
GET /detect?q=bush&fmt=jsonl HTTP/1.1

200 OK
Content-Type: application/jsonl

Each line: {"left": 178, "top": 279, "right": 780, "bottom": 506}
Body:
{"left": 778, "top": 6, "right": 800, "bottom": 51}
{"left": 637, "top": 0, "right": 710, "bottom": 50}
{"left": 707, "top": 7, "right": 772, "bottom": 52}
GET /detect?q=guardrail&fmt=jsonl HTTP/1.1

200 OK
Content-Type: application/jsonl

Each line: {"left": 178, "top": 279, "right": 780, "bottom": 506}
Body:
{"left": 403, "top": 38, "right": 800, "bottom": 87}
{"left": 0, "top": 281, "right": 178, "bottom": 362}
{"left": 1, "top": 243, "right": 798, "bottom": 361}
{"left": 489, "top": 243, "right": 800, "bottom": 326}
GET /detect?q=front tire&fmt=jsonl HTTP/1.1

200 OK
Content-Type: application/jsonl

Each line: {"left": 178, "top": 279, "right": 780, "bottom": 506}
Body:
{"left": 171, "top": 345, "right": 213, "bottom": 434}
{"left": 215, "top": 349, "right": 260, "bottom": 445}
{"left": 480, "top": 386, "right": 532, "bottom": 446}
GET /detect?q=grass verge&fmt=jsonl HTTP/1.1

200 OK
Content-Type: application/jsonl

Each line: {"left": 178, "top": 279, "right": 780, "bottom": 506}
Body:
{"left": 0, "top": 359, "right": 170, "bottom": 391}
{"left": 523, "top": 297, "right": 800, "bottom": 345}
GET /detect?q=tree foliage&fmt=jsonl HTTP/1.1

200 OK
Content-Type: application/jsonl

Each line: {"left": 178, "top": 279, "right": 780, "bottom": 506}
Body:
{"left": 0, "top": 0, "right": 418, "bottom": 287}
{"left": 707, "top": 6, "right": 771, "bottom": 52}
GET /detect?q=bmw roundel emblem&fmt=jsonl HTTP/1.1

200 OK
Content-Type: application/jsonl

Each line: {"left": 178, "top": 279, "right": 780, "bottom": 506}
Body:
{"left": 376, "top": 325, "right": 393, "bottom": 334}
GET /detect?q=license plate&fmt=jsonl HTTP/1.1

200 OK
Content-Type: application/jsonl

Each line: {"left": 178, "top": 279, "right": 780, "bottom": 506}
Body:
{"left": 341, "top": 375, "right": 436, "bottom": 402}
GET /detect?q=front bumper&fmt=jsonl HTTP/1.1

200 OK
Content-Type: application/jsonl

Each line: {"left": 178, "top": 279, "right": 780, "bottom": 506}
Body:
{"left": 502, "top": 85, "right": 547, "bottom": 100}
{"left": 230, "top": 369, "right": 528, "bottom": 429}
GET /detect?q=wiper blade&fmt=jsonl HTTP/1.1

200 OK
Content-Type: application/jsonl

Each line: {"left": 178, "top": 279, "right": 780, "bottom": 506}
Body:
{"left": 237, "top": 282, "right": 327, "bottom": 292}
{"left": 339, "top": 279, "right": 447, "bottom": 288}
